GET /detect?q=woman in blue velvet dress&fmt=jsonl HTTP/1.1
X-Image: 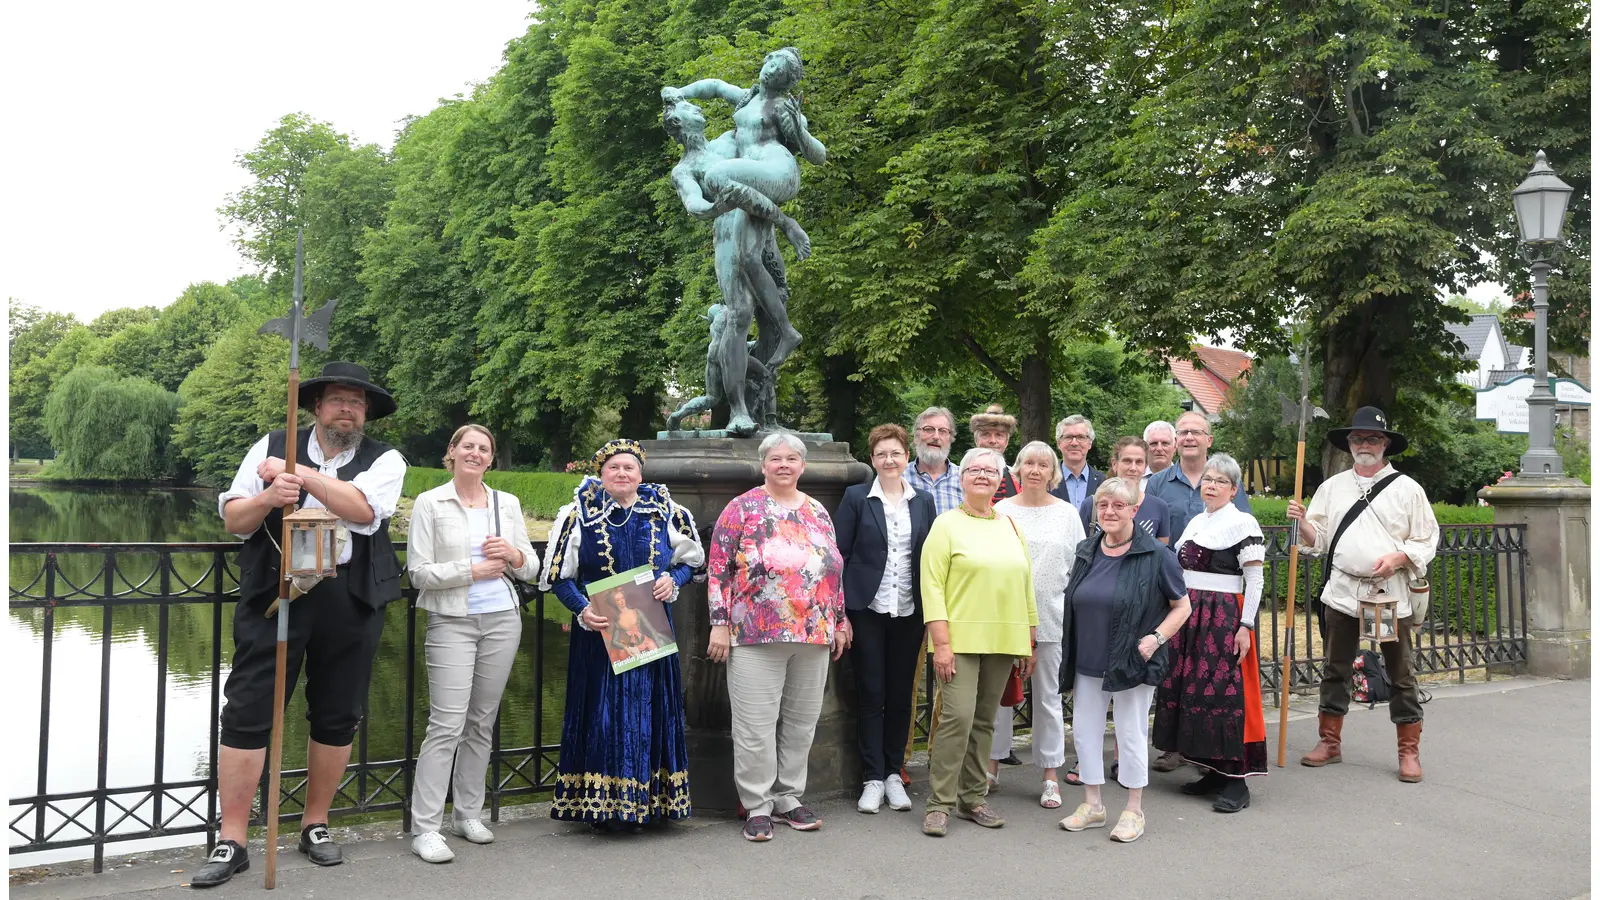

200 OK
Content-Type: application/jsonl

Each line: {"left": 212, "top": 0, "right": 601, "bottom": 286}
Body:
{"left": 538, "top": 439, "right": 705, "bottom": 831}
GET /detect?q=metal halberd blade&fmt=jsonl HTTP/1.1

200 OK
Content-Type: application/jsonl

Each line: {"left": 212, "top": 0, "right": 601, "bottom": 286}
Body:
{"left": 1279, "top": 393, "right": 1329, "bottom": 427}
{"left": 258, "top": 297, "right": 338, "bottom": 351}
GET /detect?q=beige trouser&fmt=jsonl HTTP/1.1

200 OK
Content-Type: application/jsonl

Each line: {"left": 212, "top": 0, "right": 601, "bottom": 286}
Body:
{"left": 926, "top": 653, "right": 1014, "bottom": 814}
{"left": 728, "top": 642, "right": 830, "bottom": 818}
{"left": 410, "top": 609, "right": 522, "bottom": 834}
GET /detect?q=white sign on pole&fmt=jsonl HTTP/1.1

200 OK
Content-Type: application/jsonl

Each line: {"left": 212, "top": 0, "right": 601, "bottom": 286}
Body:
{"left": 1475, "top": 376, "right": 1592, "bottom": 434}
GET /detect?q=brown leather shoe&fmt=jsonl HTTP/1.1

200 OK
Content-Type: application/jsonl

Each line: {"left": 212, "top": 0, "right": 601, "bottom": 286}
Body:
{"left": 1300, "top": 712, "right": 1344, "bottom": 767}
{"left": 1396, "top": 721, "right": 1423, "bottom": 783}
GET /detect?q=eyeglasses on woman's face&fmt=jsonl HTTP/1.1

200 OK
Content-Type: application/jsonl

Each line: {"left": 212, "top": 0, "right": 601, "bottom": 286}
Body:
{"left": 964, "top": 466, "right": 1000, "bottom": 479}
{"left": 871, "top": 449, "right": 907, "bottom": 461}
{"left": 1094, "top": 499, "right": 1133, "bottom": 515}
{"left": 1199, "top": 475, "right": 1233, "bottom": 487}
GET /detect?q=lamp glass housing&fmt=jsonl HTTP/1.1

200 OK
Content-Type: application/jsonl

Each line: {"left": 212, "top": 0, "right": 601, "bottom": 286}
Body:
{"left": 284, "top": 507, "right": 339, "bottom": 577}
{"left": 1359, "top": 590, "right": 1400, "bottom": 643}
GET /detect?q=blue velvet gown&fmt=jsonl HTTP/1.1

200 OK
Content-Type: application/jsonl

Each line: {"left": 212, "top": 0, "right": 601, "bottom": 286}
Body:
{"left": 548, "top": 482, "right": 694, "bottom": 824}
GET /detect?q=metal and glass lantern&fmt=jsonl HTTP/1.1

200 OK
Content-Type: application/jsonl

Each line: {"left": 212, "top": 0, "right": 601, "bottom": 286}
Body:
{"left": 1511, "top": 150, "right": 1573, "bottom": 247}
{"left": 1359, "top": 587, "right": 1400, "bottom": 643}
{"left": 284, "top": 506, "right": 339, "bottom": 577}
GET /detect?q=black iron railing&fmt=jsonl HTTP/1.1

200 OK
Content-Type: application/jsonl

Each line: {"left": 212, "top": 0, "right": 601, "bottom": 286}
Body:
{"left": 8, "top": 540, "right": 557, "bottom": 873}
{"left": 913, "top": 524, "right": 1530, "bottom": 742}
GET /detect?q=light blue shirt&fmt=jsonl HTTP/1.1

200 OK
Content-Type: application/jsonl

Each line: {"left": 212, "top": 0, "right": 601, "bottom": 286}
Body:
{"left": 1060, "top": 464, "right": 1092, "bottom": 508}
{"left": 906, "top": 459, "right": 963, "bottom": 515}
{"left": 1146, "top": 464, "right": 1253, "bottom": 541}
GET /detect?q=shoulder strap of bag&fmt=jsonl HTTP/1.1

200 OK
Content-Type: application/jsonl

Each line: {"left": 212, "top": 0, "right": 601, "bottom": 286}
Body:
{"left": 491, "top": 488, "right": 502, "bottom": 537}
{"left": 1325, "top": 472, "right": 1403, "bottom": 565}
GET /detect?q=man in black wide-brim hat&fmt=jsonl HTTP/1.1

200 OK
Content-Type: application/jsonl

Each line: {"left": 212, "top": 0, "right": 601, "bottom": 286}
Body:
{"left": 1286, "top": 406, "right": 1439, "bottom": 784}
{"left": 192, "top": 362, "right": 408, "bottom": 887}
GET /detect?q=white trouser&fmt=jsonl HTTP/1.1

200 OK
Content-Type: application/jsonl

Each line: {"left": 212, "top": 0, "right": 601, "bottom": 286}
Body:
{"left": 991, "top": 641, "right": 1066, "bottom": 770}
{"left": 410, "top": 609, "right": 523, "bottom": 834}
{"left": 728, "top": 642, "right": 830, "bottom": 818}
{"left": 1070, "top": 672, "right": 1156, "bottom": 789}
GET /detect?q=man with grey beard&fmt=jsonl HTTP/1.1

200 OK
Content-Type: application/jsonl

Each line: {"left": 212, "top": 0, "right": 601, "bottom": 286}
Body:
{"left": 1288, "top": 407, "right": 1438, "bottom": 784}
{"left": 905, "top": 406, "right": 963, "bottom": 514}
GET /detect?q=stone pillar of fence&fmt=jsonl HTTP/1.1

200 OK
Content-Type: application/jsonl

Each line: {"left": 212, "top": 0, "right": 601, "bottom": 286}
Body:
{"left": 644, "top": 437, "right": 871, "bottom": 811}
{"left": 1480, "top": 478, "right": 1591, "bottom": 678}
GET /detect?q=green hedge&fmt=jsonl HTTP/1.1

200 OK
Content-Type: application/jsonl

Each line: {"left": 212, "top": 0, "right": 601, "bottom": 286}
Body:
{"left": 1247, "top": 496, "right": 1493, "bottom": 526}
{"left": 403, "top": 468, "right": 583, "bottom": 519}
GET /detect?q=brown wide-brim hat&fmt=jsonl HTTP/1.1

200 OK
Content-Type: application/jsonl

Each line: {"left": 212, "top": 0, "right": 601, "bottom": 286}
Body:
{"left": 1327, "top": 405, "right": 1408, "bottom": 455}
{"left": 969, "top": 405, "right": 1017, "bottom": 435}
{"left": 297, "top": 361, "right": 397, "bottom": 420}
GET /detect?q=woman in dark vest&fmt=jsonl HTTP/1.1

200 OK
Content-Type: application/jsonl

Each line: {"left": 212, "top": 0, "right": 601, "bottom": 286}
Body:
{"left": 538, "top": 440, "right": 705, "bottom": 833}
{"left": 194, "top": 362, "right": 407, "bottom": 887}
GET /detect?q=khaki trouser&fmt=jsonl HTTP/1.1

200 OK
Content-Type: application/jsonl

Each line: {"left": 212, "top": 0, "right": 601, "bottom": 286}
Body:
{"left": 728, "top": 642, "right": 830, "bottom": 818}
{"left": 925, "top": 653, "right": 1014, "bottom": 814}
{"left": 410, "top": 609, "right": 523, "bottom": 834}
{"left": 1320, "top": 606, "right": 1424, "bottom": 723}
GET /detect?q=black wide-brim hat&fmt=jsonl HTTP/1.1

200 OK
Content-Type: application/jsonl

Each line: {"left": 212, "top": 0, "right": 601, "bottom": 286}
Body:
{"left": 298, "top": 362, "right": 397, "bottom": 420}
{"left": 1327, "top": 406, "right": 1408, "bottom": 456}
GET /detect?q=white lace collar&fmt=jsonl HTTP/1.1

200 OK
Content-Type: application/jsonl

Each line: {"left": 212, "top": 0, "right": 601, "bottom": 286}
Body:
{"left": 1176, "top": 502, "right": 1263, "bottom": 551}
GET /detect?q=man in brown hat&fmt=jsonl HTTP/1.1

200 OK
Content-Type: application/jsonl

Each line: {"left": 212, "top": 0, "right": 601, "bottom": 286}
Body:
{"left": 193, "top": 362, "right": 407, "bottom": 886}
{"left": 1287, "top": 406, "right": 1439, "bottom": 783}
{"left": 968, "top": 404, "right": 1020, "bottom": 500}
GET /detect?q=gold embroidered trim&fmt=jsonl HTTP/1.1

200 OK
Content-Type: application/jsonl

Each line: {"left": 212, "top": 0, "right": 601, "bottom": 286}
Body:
{"left": 550, "top": 768, "right": 692, "bottom": 820}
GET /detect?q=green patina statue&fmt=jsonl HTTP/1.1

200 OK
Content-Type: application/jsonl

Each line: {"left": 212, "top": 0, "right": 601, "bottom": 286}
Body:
{"left": 661, "top": 46, "right": 826, "bottom": 437}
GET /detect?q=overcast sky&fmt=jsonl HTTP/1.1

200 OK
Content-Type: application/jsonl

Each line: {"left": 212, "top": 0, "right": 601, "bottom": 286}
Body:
{"left": 1, "top": 1, "right": 535, "bottom": 322}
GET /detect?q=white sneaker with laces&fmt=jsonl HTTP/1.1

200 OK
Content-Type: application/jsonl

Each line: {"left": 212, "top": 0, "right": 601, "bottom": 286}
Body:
{"left": 452, "top": 818, "right": 494, "bottom": 844}
{"left": 857, "top": 780, "right": 885, "bottom": 814}
{"left": 884, "top": 774, "right": 912, "bottom": 811}
{"left": 411, "top": 831, "right": 455, "bottom": 864}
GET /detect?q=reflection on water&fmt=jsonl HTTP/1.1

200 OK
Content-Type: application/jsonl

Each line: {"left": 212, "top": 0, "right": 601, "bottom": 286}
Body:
{"left": 9, "top": 486, "right": 574, "bottom": 866}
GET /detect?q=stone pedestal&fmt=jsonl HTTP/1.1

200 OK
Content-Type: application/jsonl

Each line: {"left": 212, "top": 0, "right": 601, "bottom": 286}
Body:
{"left": 643, "top": 437, "right": 871, "bottom": 811}
{"left": 1479, "top": 478, "right": 1591, "bottom": 679}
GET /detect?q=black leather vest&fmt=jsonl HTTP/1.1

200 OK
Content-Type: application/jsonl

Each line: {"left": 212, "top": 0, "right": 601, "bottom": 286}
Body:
{"left": 234, "top": 428, "right": 403, "bottom": 609}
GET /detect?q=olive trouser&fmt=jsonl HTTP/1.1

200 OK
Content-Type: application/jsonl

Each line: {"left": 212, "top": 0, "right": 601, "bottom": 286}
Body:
{"left": 1319, "top": 607, "right": 1424, "bottom": 724}
{"left": 925, "top": 653, "right": 1014, "bottom": 814}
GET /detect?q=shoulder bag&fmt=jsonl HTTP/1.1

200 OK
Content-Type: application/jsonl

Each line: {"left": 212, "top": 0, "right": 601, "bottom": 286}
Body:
{"left": 492, "top": 489, "right": 540, "bottom": 609}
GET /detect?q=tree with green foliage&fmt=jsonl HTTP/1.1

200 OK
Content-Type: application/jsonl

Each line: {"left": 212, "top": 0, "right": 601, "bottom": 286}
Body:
{"left": 173, "top": 320, "right": 294, "bottom": 486}
{"left": 148, "top": 281, "right": 248, "bottom": 391}
{"left": 84, "top": 320, "right": 161, "bottom": 381}
{"left": 9, "top": 302, "right": 82, "bottom": 456}
{"left": 43, "top": 366, "right": 181, "bottom": 480}
{"left": 87, "top": 306, "right": 159, "bottom": 336}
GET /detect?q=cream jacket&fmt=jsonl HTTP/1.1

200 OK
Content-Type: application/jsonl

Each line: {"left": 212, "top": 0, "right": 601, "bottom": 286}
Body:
{"left": 1302, "top": 464, "right": 1439, "bottom": 619}
{"left": 408, "top": 480, "right": 540, "bottom": 616}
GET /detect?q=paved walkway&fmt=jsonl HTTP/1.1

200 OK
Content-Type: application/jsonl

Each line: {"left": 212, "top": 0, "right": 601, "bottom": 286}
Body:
{"left": 12, "top": 677, "right": 1591, "bottom": 900}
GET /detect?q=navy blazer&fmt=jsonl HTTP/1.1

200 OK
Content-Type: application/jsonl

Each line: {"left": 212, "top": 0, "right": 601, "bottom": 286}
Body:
{"left": 1049, "top": 464, "right": 1105, "bottom": 508}
{"left": 834, "top": 481, "right": 938, "bottom": 615}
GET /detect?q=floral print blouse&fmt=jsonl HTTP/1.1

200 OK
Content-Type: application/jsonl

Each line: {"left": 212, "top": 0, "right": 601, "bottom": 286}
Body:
{"left": 707, "top": 486, "right": 845, "bottom": 647}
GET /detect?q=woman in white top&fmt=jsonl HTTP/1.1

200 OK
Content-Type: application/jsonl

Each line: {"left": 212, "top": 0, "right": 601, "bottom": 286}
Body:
{"left": 405, "top": 424, "right": 538, "bottom": 863}
{"left": 989, "top": 440, "right": 1084, "bottom": 809}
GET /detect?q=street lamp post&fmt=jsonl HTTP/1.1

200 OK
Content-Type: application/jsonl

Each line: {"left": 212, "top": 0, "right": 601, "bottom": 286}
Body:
{"left": 1510, "top": 150, "right": 1574, "bottom": 478}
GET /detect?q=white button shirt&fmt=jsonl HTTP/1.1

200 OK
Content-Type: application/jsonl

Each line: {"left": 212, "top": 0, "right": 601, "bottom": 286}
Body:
{"left": 867, "top": 477, "right": 917, "bottom": 618}
{"left": 218, "top": 433, "right": 407, "bottom": 565}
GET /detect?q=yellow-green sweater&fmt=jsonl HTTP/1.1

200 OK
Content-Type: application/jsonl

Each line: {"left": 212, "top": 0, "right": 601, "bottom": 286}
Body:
{"left": 921, "top": 509, "right": 1037, "bottom": 656}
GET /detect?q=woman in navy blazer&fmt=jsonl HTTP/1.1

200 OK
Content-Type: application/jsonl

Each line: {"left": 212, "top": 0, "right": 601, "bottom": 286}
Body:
{"left": 837, "top": 423, "right": 938, "bottom": 814}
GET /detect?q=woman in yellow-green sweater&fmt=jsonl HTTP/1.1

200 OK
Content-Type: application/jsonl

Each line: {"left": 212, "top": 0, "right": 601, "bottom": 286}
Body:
{"left": 920, "top": 447, "right": 1038, "bottom": 837}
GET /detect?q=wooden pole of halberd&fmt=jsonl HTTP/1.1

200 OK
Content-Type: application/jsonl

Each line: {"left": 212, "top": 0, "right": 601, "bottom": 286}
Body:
{"left": 264, "top": 367, "right": 299, "bottom": 888}
{"left": 1276, "top": 438, "right": 1307, "bottom": 767}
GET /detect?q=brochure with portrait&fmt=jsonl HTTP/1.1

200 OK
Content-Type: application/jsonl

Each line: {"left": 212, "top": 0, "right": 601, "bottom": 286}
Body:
{"left": 586, "top": 565, "right": 678, "bottom": 674}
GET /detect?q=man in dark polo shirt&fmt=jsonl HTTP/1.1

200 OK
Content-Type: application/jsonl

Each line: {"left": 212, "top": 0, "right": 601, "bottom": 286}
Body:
{"left": 192, "top": 363, "right": 407, "bottom": 887}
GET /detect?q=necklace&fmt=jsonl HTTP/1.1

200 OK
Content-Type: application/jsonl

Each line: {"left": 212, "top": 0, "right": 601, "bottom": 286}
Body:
{"left": 960, "top": 503, "right": 995, "bottom": 520}
{"left": 1101, "top": 533, "right": 1134, "bottom": 550}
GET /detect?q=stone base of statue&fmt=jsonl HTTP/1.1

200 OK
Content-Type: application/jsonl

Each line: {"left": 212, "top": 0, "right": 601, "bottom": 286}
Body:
{"left": 656, "top": 429, "right": 835, "bottom": 442}
{"left": 1480, "top": 477, "right": 1591, "bottom": 679}
{"left": 644, "top": 437, "right": 871, "bottom": 812}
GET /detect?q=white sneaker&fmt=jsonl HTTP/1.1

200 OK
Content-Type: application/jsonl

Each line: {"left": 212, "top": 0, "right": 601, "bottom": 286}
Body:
{"left": 411, "top": 831, "right": 454, "bottom": 864}
{"left": 857, "top": 780, "right": 885, "bottom": 814}
{"left": 452, "top": 818, "right": 494, "bottom": 844}
{"left": 884, "top": 774, "right": 912, "bottom": 811}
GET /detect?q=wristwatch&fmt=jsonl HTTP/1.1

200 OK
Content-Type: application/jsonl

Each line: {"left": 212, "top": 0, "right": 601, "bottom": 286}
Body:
{"left": 1150, "top": 630, "right": 1167, "bottom": 647}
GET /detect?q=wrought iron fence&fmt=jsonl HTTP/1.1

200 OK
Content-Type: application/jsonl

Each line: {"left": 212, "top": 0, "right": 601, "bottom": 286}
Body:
{"left": 8, "top": 540, "right": 556, "bottom": 873}
{"left": 913, "top": 524, "right": 1530, "bottom": 742}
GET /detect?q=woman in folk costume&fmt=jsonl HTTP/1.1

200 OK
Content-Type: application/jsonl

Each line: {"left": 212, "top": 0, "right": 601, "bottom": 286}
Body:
{"left": 539, "top": 439, "right": 705, "bottom": 832}
{"left": 1151, "top": 453, "right": 1267, "bottom": 814}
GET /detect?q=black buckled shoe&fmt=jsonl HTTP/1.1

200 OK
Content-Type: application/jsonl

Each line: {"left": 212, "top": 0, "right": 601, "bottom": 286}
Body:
{"left": 191, "top": 840, "right": 249, "bottom": 887}
{"left": 1212, "top": 778, "right": 1251, "bottom": 813}
{"left": 298, "top": 823, "right": 344, "bottom": 866}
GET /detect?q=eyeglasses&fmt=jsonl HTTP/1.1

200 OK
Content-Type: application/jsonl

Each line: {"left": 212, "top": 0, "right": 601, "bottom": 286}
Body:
{"left": 1094, "top": 500, "right": 1133, "bottom": 514}
{"left": 917, "top": 426, "right": 954, "bottom": 437}
{"left": 322, "top": 396, "right": 368, "bottom": 411}
{"left": 965, "top": 467, "right": 1001, "bottom": 478}
{"left": 1199, "top": 475, "right": 1233, "bottom": 487}
{"left": 1058, "top": 434, "right": 1091, "bottom": 444}
{"left": 1347, "top": 435, "right": 1387, "bottom": 447}
{"left": 871, "top": 450, "right": 907, "bottom": 461}
{"left": 1176, "top": 428, "right": 1210, "bottom": 438}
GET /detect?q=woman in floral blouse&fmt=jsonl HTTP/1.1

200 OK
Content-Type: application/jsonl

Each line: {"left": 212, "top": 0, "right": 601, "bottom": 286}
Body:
{"left": 707, "top": 432, "right": 849, "bottom": 843}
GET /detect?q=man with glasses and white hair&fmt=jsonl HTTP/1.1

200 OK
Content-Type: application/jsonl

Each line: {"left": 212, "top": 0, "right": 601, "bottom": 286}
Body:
{"left": 906, "top": 406, "right": 963, "bottom": 514}
{"left": 1142, "top": 421, "right": 1177, "bottom": 487}
{"left": 1147, "top": 410, "right": 1252, "bottom": 540}
{"left": 1049, "top": 415, "right": 1104, "bottom": 515}
{"left": 1287, "top": 407, "right": 1438, "bottom": 784}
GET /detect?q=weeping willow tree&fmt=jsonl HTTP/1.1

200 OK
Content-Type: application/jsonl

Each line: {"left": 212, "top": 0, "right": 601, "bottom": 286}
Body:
{"left": 43, "top": 365, "right": 182, "bottom": 480}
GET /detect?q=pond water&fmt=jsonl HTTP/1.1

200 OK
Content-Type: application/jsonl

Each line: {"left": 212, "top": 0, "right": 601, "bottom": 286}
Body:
{"left": 8, "top": 484, "right": 572, "bottom": 866}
